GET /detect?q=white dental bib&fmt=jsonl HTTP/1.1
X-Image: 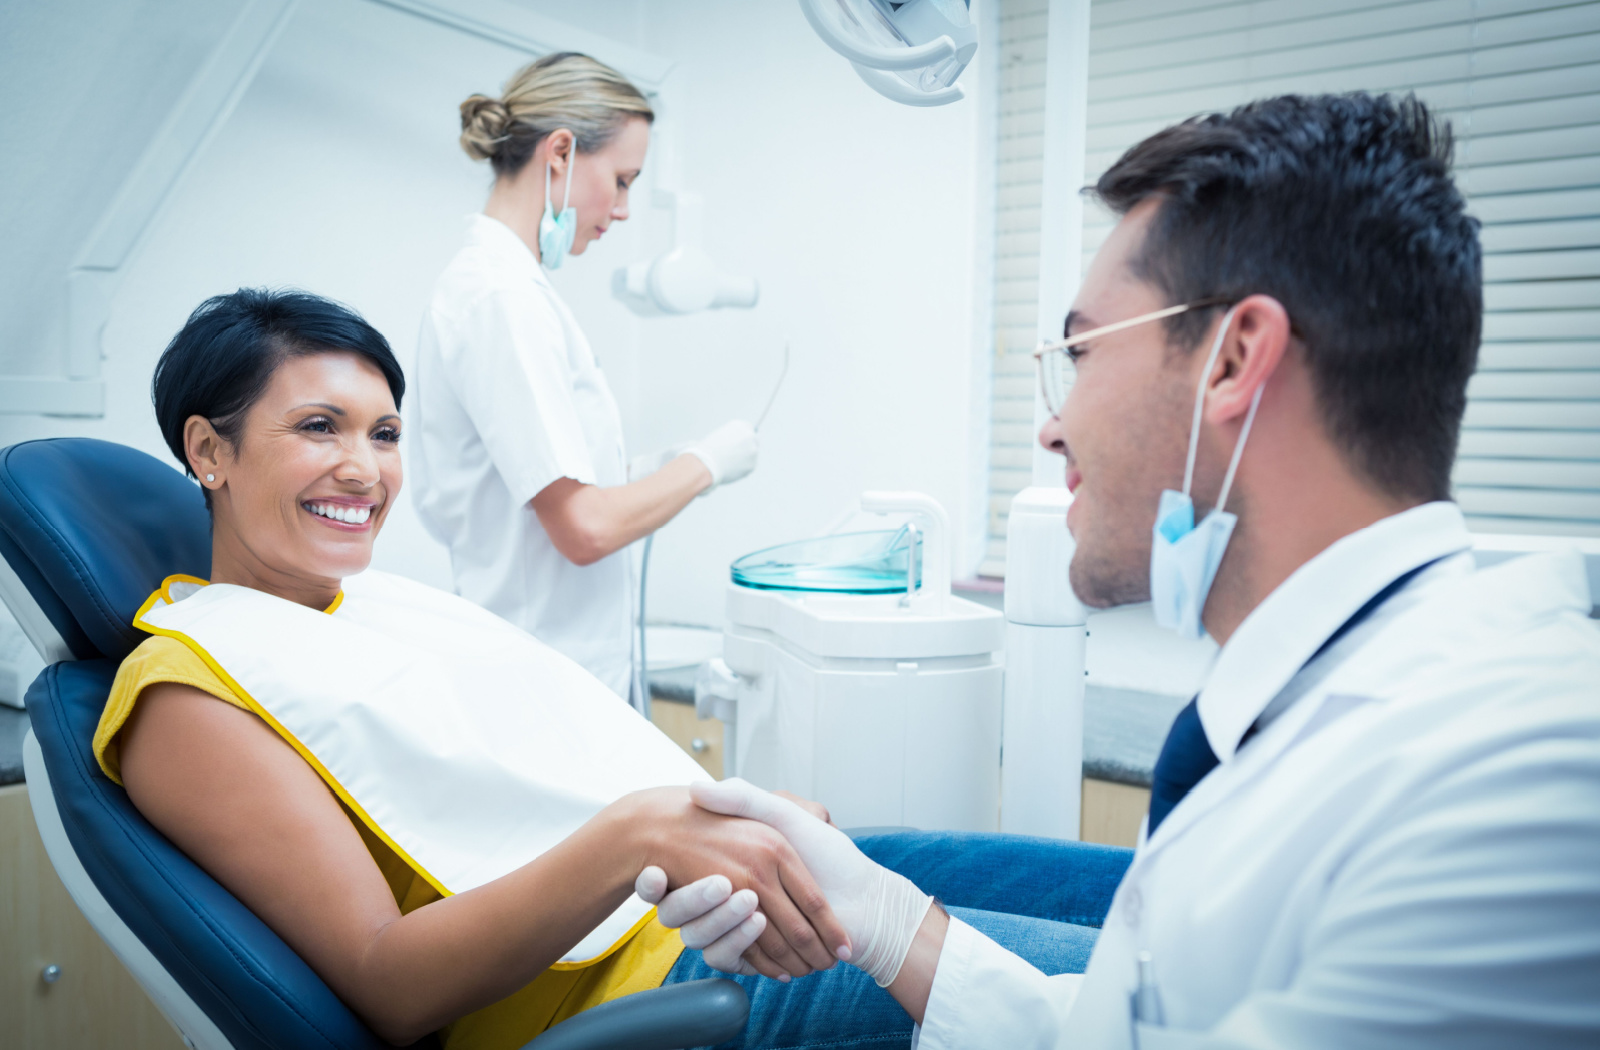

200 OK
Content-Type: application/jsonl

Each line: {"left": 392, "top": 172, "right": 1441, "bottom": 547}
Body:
{"left": 134, "top": 569, "right": 706, "bottom": 965}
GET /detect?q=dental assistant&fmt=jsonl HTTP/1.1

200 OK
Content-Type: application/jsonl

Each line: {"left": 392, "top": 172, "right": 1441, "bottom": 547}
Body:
{"left": 413, "top": 53, "right": 758, "bottom": 699}
{"left": 647, "top": 93, "right": 1600, "bottom": 1048}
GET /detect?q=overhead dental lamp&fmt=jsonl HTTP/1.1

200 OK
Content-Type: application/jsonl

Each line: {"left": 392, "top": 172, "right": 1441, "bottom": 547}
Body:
{"left": 800, "top": 0, "right": 976, "bottom": 107}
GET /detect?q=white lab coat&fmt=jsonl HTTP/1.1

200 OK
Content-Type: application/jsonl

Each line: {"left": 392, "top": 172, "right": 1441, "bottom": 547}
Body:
{"left": 917, "top": 502, "right": 1600, "bottom": 1049}
{"left": 412, "top": 215, "right": 635, "bottom": 698}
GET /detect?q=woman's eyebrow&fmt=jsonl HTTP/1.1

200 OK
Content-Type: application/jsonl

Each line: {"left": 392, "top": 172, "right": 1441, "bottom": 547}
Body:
{"left": 375, "top": 414, "right": 400, "bottom": 425}
{"left": 294, "top": 402, "right": 346, "bottom": 416}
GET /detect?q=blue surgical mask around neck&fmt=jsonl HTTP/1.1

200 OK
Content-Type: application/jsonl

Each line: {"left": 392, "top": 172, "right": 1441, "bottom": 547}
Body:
{"left": 1149, "top": 305, "right": 1264, "bottom": 639}
{"left": 538, "top": 149, "right": 577, "bottom": 269}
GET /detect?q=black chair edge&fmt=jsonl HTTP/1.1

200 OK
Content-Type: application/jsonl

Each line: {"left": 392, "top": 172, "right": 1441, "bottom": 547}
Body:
{"left": 522, "top": 978, "right": 750, "bottom": 1050}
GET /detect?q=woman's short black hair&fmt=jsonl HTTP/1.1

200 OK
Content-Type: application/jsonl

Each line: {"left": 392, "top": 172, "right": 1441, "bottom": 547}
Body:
{"left": 152, "top": 288, "right": 405, "bottom": 485}
{"left": 1093, "top": 92, "right": 1482, "bottom": 503}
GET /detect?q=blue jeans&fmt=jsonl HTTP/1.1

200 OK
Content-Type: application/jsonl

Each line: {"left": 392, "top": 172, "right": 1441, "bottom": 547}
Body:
{"left": 662, "top": 831, "right": 1134, "bottom": 1049}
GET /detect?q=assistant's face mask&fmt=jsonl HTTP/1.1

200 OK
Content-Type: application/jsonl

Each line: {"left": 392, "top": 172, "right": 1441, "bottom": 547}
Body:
{"left": 1150, "top": 305, "right": 1264, "bottom": 639}
{"left": 538, "top": 149, "right": 577, "bottom": 269}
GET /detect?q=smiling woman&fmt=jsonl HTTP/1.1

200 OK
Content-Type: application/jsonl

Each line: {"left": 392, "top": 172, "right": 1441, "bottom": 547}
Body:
{"left": 151, "top": 289, "right": 406, "bottom": 608}
{"left": 95, "top": 288, "right": 870, "bottom": 1047}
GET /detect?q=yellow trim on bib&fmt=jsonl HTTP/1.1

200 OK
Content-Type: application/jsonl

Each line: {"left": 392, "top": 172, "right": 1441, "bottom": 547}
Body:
{"left": 546, "top": 905, "right": 660, "bottom": 972}
{"left": 135, "top": 575, "right": 345, "bottom": 616}
{"left": 130, "top": 575, "right": 644, "bottom": 968}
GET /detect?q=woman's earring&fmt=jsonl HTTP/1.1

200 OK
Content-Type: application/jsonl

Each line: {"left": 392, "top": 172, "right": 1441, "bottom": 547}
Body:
{"left": 206, "top": 474, "right": 215, "bottom": 483}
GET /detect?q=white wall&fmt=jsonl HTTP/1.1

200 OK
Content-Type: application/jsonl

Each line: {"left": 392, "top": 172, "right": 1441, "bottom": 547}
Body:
{"left": 0, "top": 0, "right": 245, "bottom": 376}
{"left": 0, "top": 0, "right": 989, "bottom": 630}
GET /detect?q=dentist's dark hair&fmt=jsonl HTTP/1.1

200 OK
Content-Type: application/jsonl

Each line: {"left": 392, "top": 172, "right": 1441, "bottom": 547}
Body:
{"left": 1092, "top": 92, "right": 1482, "bottom": 503}
{"left": 152, "top": 288, "right": 404, "bottom": 505}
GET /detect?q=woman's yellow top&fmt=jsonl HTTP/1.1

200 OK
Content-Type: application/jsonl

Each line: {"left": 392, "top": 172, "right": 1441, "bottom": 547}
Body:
{"left": 94, "top": 635, "right": 685, "bottom": 1050}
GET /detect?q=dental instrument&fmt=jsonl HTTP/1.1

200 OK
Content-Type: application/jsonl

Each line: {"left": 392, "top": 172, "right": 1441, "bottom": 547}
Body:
{"left": 755, "top": 342, "right": 791, "bottom": 432}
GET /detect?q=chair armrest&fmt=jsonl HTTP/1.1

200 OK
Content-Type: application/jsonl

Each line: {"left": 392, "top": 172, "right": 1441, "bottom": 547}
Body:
{"left": 520, "top": 978, "right": 749, "bottom": 1050}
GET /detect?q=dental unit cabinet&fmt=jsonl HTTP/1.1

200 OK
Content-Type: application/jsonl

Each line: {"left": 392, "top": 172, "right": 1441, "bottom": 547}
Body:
{"left": 698, "top": 487, "right": 1090, "bottom": 835}
{"left": 698, "top": 493, "right": 1007, "bottom": 831}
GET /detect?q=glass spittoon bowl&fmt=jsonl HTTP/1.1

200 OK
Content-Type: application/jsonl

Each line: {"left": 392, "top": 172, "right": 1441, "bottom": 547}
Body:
{"left": 729, "top": 526, "right": 923, "bottom": 595}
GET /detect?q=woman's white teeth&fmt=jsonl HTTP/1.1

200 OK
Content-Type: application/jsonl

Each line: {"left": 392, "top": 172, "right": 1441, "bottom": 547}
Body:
{"left": 307, "top": 502, "right": 371, "bottom": 524}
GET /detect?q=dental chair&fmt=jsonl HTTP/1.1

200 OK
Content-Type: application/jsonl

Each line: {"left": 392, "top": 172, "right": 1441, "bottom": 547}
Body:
{"left": 1, "top": 438, "right": 748, "bottom": 1050}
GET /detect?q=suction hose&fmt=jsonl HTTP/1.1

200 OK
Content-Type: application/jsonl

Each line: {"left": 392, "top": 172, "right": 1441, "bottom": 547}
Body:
{"left": 636, "top": 533, "right": 653, "bottom": 721}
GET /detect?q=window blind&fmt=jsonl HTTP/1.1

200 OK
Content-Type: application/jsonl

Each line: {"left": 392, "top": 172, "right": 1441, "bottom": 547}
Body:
{"left": 1082, "top": 0, "right": 1600, "bottom": 537}
{"left": 982, "top": 0, "right": 1052, "bottom": 578}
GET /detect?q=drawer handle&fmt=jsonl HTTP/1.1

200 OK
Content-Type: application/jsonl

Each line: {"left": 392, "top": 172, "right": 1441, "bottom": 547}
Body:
{"left": 690, "top": 738, "right": 709, "bottom": 754}
{"left": 41, "top": 964, "right": 61, "bottom": 985}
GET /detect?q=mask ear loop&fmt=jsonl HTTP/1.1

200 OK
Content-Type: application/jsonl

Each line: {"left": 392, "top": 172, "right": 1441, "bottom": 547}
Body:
{"left": 1182, "top": 305, "right": 1241, "bottom": 497}
{"left": 560, "top": 135, "right": 574, "bottom": 214}
{"left": 1214, "top": 383, "right": 1264, "bottom": 515}
{"left": 544, "top": 134, "right": 575, "bottom": 214}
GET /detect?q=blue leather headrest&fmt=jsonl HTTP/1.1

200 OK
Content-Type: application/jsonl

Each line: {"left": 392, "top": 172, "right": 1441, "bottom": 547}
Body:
{"left": 0, "top": 439, "right": 211, "bottom": 661}
{"left": 28, "top": 660, "right": 414, "bottom": 1050}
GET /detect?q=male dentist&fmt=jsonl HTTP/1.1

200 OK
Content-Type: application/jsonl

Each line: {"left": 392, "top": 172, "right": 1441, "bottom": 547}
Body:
{"left": 645, "top": 93, "right": 1600, "bottom": 1047}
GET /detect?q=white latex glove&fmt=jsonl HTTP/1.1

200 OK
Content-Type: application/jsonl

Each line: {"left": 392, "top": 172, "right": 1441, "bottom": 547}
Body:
{"left": 651, "top": 779, "right": 933, "bottom": 987}
{"left": 684, "top": 421, "right": 758, "bottom": 490}
{"left": 635, "top": 868, "right": 767, "bottom": 975}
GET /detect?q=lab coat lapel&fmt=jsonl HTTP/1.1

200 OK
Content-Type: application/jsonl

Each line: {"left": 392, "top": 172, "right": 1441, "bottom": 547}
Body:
{"left": 1130, "top": 550, "right": 1592, "bottom": 869}
{"left": 1132, "top": 684, "right": 1338, "bottom": 865}
{"left": 1196, "top": 503, "right": 1472, "bottom": 762}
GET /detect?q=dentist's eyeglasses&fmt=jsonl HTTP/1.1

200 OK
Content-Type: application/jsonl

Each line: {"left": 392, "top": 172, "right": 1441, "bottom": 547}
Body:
{"left": 1033, "top": 298, "right": 1234, "bottom": 418}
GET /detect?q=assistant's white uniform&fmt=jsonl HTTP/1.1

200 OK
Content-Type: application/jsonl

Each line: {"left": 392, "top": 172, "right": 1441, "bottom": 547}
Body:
{"left": 413, "top": 215, "right": 634, "bottom": 698}
{"left": 917, "top": 503, "right": 1600, "bottom": 1049}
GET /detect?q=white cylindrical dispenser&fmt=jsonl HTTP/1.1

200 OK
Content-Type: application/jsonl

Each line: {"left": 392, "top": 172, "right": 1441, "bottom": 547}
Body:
{"left": 1001, "top": 486, "right": 1087, "bottom": 839}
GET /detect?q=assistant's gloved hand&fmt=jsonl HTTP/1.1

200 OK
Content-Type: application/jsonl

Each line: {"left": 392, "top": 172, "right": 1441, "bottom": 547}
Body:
{"left": 685, "top": 421, "right": 758, "bottom": 491}
{"left": 646, "top": 779, "right": 933, "bottom": 988}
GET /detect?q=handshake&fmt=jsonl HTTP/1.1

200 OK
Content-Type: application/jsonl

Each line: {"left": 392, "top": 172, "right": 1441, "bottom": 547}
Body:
{"left": 634, "top": 779, "right": 933, "bottom": 988}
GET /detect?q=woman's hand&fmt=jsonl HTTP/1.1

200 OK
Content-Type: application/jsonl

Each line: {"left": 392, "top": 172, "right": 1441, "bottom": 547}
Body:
{"left": 620, "top": 786, "right": 851, "bottom": 981}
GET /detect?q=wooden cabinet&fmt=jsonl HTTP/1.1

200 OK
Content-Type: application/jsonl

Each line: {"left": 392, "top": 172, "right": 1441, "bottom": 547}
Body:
{"left": 649, "top": 699, "right": 725, "bottom": 780}
{"left": 1080, "top": 778, "right": 1150, "bottom": 848}
{"left": 0, "top": 783, "right": 185, "bottom": 1050}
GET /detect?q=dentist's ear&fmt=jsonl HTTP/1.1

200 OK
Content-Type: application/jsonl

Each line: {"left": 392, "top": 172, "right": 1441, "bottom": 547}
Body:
{"left": 184, "top": 415, "right": 228, "bottom": 489}
{"left": 1203, "top": 294, "right": 1291, "bottom": 426}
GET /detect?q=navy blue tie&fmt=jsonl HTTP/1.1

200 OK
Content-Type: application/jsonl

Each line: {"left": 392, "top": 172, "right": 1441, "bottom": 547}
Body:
{"left": 1146, "top": 698, "right": 1217, "bottom": 836}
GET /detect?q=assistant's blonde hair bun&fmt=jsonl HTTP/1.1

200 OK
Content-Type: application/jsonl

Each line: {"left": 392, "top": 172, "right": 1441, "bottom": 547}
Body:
{"left": 458, "top": 52, "right": 653, "bottom": 177}
{"left": 458, "top": 95, "right": 514, "bottom": 161}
